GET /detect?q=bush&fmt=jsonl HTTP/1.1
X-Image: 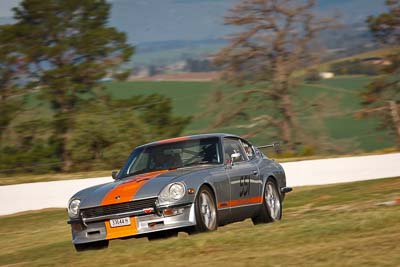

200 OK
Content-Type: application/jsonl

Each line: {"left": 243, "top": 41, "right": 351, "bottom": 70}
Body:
{"left": 330, "top": 59, "right": 381, "bottom": 76}
{"left": 0, "top": 94, "right": 191, "bottom": 174}
{"left": 0, "top": 141, "right": 62, "bottom": 174}
{"left": 304, "top": 69, "right": 321, "bottom": 82}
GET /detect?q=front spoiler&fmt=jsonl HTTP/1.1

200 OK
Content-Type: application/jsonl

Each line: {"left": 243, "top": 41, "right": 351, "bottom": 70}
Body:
{"left": 281, "top": 187, "right": 293, "bottom": 194}
{"left": 70, "top": 203, "right": 196, "bottom": 244}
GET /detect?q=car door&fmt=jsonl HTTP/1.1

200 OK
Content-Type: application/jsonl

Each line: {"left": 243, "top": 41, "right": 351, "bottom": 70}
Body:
{"left": 222, "top": 137, "right": 261, "bottom": 221}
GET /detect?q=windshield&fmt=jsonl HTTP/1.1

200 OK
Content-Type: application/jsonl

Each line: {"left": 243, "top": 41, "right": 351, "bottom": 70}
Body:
{"left": 119, "top": 137, "right": 222, "bottom": 178}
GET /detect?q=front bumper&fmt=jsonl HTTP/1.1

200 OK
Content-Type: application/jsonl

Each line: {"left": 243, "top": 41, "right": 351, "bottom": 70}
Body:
{"left": 69, "top": 203, "right": 196, "bottom": 244}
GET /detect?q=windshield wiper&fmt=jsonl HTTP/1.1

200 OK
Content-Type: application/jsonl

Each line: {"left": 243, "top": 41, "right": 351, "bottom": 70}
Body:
{"left": 120, "top": 169, "right": 150, "bottom": 178}
{"left": 180, "top": 161, "right": 216, "bottom": 168}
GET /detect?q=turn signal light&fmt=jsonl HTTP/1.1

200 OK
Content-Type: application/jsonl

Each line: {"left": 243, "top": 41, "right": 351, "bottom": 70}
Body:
{"left": 163, "top": 208, "right": 184, "bottom": 217}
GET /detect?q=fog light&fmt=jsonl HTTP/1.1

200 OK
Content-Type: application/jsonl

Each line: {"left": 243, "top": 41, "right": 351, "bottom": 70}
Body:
{"left": 71, "top": 223, "right": 84, "bottom": 231}
{"left": 163, "top": 207, "right": 184, "bottom": 217}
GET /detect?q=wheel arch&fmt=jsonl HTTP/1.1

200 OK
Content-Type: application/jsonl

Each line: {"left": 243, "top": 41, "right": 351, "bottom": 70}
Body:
{"left": 262, "top": 175, "right": 282, "bottom": 199}
{"left": 192, "top": 182, "right": 219, "bottom": 231}
{"left": 196, "top": 182, "right": 217, "bottom": 203}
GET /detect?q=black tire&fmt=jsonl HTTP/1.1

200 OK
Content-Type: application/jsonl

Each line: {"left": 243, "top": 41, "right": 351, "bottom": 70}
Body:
{"left": 74, "top": 240, "right": 109, "bottom": 252}
{"left": 193, "top": 186, "right": 218, "bottom": 232}
{"left": 252, "top": 179, "right": 282, "bottom": 225}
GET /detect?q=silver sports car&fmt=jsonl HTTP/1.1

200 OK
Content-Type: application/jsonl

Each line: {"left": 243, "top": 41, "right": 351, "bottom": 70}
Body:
{"left": 67, "top": 133, "right": 292, "bottom": 251}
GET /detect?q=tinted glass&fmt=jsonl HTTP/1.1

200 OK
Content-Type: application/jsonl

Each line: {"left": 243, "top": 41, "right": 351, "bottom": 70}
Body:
{"left": 119, "top": 137, "right": 222, "bottom": 178}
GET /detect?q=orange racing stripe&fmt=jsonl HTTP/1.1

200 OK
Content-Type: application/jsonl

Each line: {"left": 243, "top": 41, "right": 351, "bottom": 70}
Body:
{"left": 217, "top": 196, "right": 263, "bottom": 209}
{"left": 157, "top": 136, "right": 189, "bottom": 144}
{"left": 101, "top": 170, "right": 169, "bottom": 239}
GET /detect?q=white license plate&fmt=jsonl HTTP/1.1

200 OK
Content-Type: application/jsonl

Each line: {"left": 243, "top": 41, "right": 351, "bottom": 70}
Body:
{"left": 110, "top": 217, "right": 131, "bottom": 228}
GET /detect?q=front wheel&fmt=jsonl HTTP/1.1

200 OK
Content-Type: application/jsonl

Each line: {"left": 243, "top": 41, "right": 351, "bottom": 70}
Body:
{"left": 193, "top": 186, "right": 218, "bottom": 232}
{"left": 252, "top": 180, "right": 282, "bottom": 224}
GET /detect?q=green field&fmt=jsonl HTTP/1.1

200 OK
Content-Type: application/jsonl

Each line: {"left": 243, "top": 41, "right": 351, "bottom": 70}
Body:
{"left": 22, "top": 74, "right": 394, "bottom": 153}
{"left": 1, "top": 177, "right": 399, "bottom": 266}
{"left": 103, "top": 75, "right": 394, "bottom": 151}
{"left": 5, "top": 74, "right": 394, "bottom": 181}
{"left": 104, "top": 80, "right": 233, "bottom": 134}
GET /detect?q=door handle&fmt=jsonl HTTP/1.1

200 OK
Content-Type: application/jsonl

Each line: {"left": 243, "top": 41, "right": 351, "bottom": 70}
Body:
{"left": 253, "top": 170, "right": 258, "bottom": 175}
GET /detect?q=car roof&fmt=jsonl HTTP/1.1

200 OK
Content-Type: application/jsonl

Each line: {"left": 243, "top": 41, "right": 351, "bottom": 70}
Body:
{"left": 138, "top": 133, "right": 241, "bottom": 148}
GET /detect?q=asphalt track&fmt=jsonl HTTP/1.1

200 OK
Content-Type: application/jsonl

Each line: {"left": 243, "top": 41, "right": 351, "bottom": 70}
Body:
{"left": 0, "top": 153, "right": 399, "bottom": 216}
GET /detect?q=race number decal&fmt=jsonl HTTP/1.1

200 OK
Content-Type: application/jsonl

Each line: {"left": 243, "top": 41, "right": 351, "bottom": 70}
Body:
{"left": 240, "top": 175, "right": 251, "bottom": 197}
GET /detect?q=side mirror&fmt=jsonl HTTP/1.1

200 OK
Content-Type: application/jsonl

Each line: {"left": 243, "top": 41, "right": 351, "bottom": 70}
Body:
{"left": 231, "top": 152, "right": 241, "bottom": 164}
{"left": 272, "top": 142, "right": 281, "bottom": 153}
{"left": 111, "top": 170, "right": 118, "bottom": 180}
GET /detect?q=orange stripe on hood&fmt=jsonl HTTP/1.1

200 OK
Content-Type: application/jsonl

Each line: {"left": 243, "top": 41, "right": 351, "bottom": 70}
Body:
{"left": 101, "top": 170, "right": 169, "bottom": 240}
{"left": 101, "top": 170, "right": 169, "bottom": 206}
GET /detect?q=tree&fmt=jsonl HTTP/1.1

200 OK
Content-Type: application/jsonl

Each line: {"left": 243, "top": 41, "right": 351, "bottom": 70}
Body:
{"left": 0, "top": 117, "right": 61, "bottom": 174}
{"left": 9, "top": 0, "right": 134, "bottom": 170}
{"left": 67, "top": 95, "right": 191, "bottom": 170}
{"left": 0, "top": 25, "right": 24, "bottom": 139}
{"left": 213, "top": 0, "right": 333, "bottom": 150}
{"left": 361, "top": 0, "right": 400, "bottom": 147}
{"left": 367, "top": 0, "right": 400, "bottom": 45}
{"left": 111, "top": 94, "right": 191, "bottom": 141}
{"left": 0, "top": 92, "right": 190, "bottom": 174}
{"left": 184, "top": 59, "right": 219, "bottom": 72}
{"left": 67, "top": 103, "right": 149, "bottom": 170}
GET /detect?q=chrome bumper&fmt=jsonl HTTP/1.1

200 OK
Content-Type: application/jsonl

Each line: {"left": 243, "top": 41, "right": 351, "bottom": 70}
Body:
{"left": 70, "top": 203, "right": 196, "bottom": 244}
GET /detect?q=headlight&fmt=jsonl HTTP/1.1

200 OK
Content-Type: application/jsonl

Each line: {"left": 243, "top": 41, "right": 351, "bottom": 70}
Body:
{"left": 68, "top": 199, "right": 81, "bottom": 218}
{"left": 159, "top": 182, "right": 186, "bottom": 202}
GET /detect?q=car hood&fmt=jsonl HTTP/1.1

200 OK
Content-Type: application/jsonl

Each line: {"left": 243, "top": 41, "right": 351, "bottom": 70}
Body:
{"left": 75, "top": 166, "right": 215, "bottom": 209}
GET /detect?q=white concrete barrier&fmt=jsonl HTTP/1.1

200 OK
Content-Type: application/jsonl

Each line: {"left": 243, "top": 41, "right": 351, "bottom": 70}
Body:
{"left": 0, "top": 153, "right": 399, "bottom": 216}
{"left": 0, "top": 177, "right": 112, "bottom": 216}
{"left": 283, "top": 153, "right": 400, "bottom": 187}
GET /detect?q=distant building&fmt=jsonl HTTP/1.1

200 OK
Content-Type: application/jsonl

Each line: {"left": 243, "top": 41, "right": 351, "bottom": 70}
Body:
{"left": 166, "top": 61, "right": 186, "bottom": 72}
{"left": 361, "top": 57, "right": 391, "bottom": 65}
{"left": 98, "top": 77, "right": 113, "bottom": 82}
{"left": 319, "top": 72, "right": 335, "bottom": 79}
{"left": 128, "top": 68, "right": 150, "bottom": 80}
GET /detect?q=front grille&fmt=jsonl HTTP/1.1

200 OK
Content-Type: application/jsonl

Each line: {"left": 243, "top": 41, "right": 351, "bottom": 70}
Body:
{"left": 81, "top": 197, "right": 157, "bottom": 219}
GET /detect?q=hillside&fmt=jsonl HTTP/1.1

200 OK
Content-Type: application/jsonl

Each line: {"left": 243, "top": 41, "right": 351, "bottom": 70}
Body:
{"left": 117, "top": 0, "right": 386, "bottom": 67}
{"left": 7, "top": 48, "right": 397, "bottom": 176}
{"left": 104, "top": 74, "right": 394, "bottom": 152}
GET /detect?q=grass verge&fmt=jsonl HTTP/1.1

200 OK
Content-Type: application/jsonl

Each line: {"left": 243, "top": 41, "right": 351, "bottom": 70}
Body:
{"left": 0, "top": 177, "right": 399, "bottom": 267}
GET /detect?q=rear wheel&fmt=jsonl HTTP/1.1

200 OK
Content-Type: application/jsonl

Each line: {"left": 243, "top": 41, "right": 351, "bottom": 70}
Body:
{"left": 252, "top": 180, "right": 282, "bottom": 224}
{"left": 193, "top": 186, "right": 218, "bottom": 232}
{"left": 74, "top": 240, "right": 109, "bottom": 252}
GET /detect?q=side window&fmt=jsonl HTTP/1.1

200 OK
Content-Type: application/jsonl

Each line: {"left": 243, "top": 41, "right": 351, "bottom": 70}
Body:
{"left": 241, "top": 140, "right": 255, "bottom": 160}
{"left": 223, "top": 138, "right": 247, "bottom": 163}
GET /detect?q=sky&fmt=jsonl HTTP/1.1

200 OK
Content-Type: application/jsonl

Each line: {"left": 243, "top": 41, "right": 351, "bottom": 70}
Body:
{"left": 0, "top": 0, "right": 386, "bottom": 44}
{"left": 109, "top": 0, "right": 237, "bottom": 44}
{"left": 0, "top": 0, "right": 18, "bottom": 17}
